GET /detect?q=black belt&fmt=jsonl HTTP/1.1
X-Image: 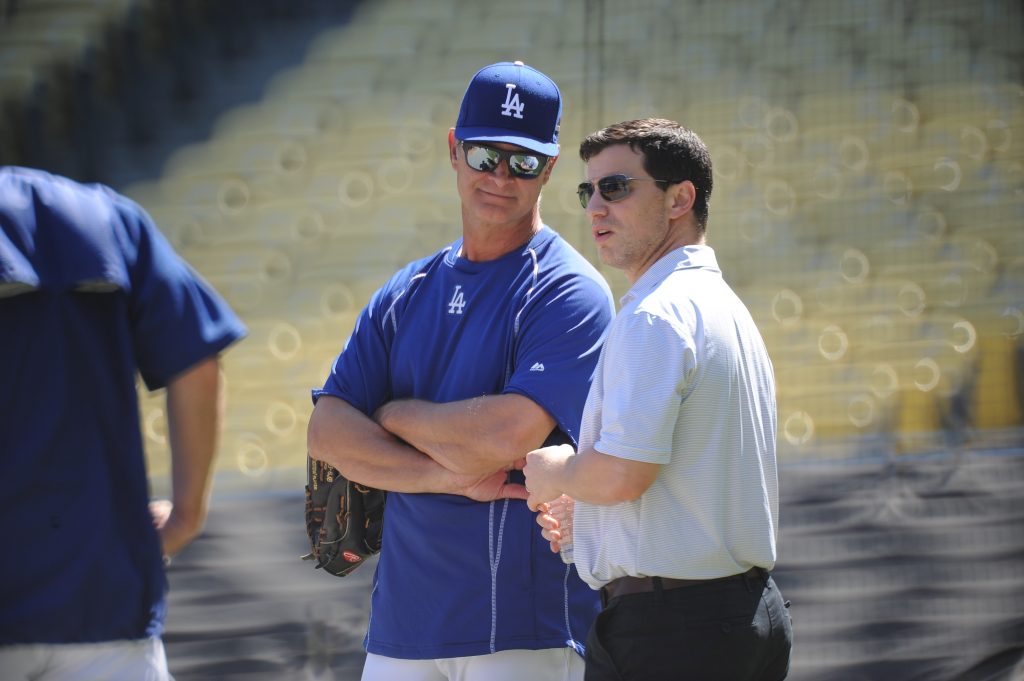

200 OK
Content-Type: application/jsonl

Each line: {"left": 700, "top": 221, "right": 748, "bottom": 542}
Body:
{"left": 601, "top": 567, "right": 765, "bottom": 602}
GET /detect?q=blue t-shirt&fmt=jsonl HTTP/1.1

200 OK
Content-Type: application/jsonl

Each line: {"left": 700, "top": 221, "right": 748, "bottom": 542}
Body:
{"left": 0, "top": 167, "right": 246, "bottom": 644}
{"left": 314, "top": 226, "right": 615, "bottom": 659}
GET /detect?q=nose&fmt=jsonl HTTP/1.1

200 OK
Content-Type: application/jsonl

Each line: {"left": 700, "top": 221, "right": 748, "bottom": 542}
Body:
{"left": 490, "top": 158, "right": 515, "bottom": 183}
{"left": 585, "top": 190, "right": 607, "bottom": 217}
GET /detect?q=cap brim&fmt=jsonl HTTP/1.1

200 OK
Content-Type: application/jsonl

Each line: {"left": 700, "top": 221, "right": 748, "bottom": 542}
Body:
{"left": 456, "top": 127, "right": 559, "bottom": 157}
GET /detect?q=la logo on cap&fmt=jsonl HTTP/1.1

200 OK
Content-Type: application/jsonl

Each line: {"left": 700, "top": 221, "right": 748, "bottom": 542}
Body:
{"left": 499, "top": 60, "right": 528, "bottom": 119}
{"left": 501, "top": 83, "right": 524, "bottom": 119}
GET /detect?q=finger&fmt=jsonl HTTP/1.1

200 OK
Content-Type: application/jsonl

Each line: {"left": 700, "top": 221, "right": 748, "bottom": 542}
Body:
{"left": 149, "top": 500, "right": 172, "bottom": 527}
{"left": 540, "top": 527, "right": 564, "bottom": 542}
{"left": 536, "top": 512, "right": 560, "bottom": 529}
{"left": 503, "top": 483, "right": 530, "bottom": 502}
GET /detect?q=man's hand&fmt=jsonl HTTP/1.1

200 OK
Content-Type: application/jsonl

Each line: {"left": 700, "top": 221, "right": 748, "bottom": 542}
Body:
{"left": 534, "top": 500, "right": 567, "bottom": 554}
{"left": 446, "top": 467, "right": 529, "bottom": 502}
{"left": 149, "top": 499, "right": 202, "bottom": 558}
{"left": 524, "top": 443, "right": 575, "bottom": 510}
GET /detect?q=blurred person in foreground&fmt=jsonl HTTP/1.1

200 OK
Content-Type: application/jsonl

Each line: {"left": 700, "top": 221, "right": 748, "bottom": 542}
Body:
{"left": 523, "top": 119, "right": 793, "bottom": 680}
{"left": 0, "top": 167, "right": 246, "bottom": 680}
{"left": 307, "top": 61, "right": 615, "bottom": 681}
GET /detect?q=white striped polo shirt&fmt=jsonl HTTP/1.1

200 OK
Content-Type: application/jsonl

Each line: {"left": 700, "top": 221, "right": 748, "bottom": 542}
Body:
{"left": 573, "top": 245, "right": 780, "bottom": 590}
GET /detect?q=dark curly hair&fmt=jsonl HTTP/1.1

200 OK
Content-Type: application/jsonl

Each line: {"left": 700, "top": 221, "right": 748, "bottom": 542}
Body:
{"left": 579, "top": 118, "right": 713, "bottom": 233}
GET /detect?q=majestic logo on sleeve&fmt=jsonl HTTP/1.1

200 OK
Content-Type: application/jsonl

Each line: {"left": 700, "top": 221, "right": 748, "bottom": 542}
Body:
{"left": 501, "top": 83, "right": 525, "bottom": 119}
{"left": 447, "top": 285, "right": 466, "bottom": 315}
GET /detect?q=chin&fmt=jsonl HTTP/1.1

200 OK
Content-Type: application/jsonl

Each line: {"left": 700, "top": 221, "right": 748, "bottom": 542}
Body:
{"left": 595, "top": 246, "right": 616, "bottom": 266}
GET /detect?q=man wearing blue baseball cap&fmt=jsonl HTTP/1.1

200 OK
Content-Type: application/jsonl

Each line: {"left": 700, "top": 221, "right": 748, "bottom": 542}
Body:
{"left": 308, "top": 61, "right": 615, "bottom": 680}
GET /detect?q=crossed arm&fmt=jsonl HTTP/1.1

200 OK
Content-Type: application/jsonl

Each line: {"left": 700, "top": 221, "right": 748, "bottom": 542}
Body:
{"left": 306, "top": 393, "right": 552, "bottom": 501}
{"left": 374, "top": 393, "right": 555, "bottom": 477}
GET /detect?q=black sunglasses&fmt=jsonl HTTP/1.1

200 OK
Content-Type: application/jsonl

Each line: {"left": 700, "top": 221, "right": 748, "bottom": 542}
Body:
{"left": 577, "top": 174, "right": 678, "bottom": 209}
{"left": 461, "top": 141, "right": 549, "bottom": 180}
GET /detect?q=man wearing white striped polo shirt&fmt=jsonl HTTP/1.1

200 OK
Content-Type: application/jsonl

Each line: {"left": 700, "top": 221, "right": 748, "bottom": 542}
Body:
{"left": 523, "top": 118, "right": 793, "bottom": 680}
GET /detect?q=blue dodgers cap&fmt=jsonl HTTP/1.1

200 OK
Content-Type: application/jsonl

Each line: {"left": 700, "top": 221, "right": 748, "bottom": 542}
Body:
{"left": 455, "top": 61, "right": 562, "bottom": 157}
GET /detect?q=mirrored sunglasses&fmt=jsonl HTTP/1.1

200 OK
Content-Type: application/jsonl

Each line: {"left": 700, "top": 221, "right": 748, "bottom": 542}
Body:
{"left": 577, "top": 174, "right": 676, "bottom": 209}
{"left": 461, "top": 142, "right": 549, "bottom": 179}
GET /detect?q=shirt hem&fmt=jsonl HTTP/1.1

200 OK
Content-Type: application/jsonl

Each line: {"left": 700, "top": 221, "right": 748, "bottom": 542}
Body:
{"left": 366, "top": 636, "right": 577, "bottom": 660}
{"left": 593, "top": 439, "right": 672, "bottom": 465}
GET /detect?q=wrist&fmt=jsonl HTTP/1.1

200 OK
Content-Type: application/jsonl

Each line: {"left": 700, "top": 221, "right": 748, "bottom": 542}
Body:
{"left": 168, "top": 502, "right": 205, "bottom": 534}
{"left": 558, "top": 445, "right": 579, "bottom": 496}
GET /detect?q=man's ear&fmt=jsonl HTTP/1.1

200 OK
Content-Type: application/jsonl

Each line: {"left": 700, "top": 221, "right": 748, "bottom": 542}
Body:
{"left": 541, "top": 152, "right": 559, "bottom": 183}
{"left": 448, "top": 129, "right": 459, "bottom": 167}
{"left": 668, "top": 180, "right": 696, "bottom": 219}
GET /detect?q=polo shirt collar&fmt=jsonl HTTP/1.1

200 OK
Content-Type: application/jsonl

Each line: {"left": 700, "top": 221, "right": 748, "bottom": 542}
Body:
{"left": 621, "top": 244, "right": 720, "bottom": 305}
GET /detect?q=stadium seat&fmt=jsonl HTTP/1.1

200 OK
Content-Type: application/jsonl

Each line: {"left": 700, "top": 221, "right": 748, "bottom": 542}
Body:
{"left": 303, "top": 21, "right": 424, "bottom": 61}
{"left": 949, "top": 294, "right": 1023, "bottom": 436}
{"left": 795, "top": 89, "right": 919, "bottom": 142}
{"left": 141, "top": 203, "right": 220, "bottom": 251}
{"left": 262, "top": 61, "right": 381, "bottom": 101}
{"left": 970, "top": 334, "right": 1023, "bottom": 431}
{"left": 151, "top": 169, "right": 266, "bottom": 222}
{"left": 211, "top": 98, "right": 351, "bottom": 142}
{"left": 162, "top": 134, "right": 311, "bottom": 184}
{"left": 930, "top": 190, "right": 1023, "bottom": 260}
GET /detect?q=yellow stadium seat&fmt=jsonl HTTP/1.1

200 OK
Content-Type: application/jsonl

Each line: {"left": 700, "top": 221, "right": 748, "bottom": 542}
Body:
{"left": 853, "top": 336, "right": 977, "bottom": 406}
{"left": 211, "top": 98, "right": 351, "bottom": 141}
{"left": 795, "top": 89, "right": 919, "bottom": 142}
{"left": 162, "top": 134, "right": 311, "bottom": 183}
{"left": 141, "top": 204, "right": 221, "bottom": 251}
{"left": 930, "top": 190, "right": 1023, "bottom": 260}
{"left": 303, "top": 22, "right": 425, "bottom": 61}
{"left": 262, "top": 61, "right": 381, "bottom": 101}
{"left": 893, "top": 383, "right": 945, "bottom": 451}
{"left": 971, "top": 334, "right": 1023, "bottom": 431}
{"left": 182, "top": 243, "right": 293, "bottom": 287}
{"left": 151, "top": 168, "right": 276, "bottom": 223}
{"left": 778, "top": 386, "right": 892, "bottom": 447}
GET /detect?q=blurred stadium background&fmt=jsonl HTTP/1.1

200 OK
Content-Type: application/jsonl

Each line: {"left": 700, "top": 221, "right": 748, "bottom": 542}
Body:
{"left": 2, "top": 0, "right": 1022, "bottom": 679}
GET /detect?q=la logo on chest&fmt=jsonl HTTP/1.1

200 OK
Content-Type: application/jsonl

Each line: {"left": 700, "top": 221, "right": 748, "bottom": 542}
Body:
{"left": 447, "top": 285, "right": 467, "bottom": 315}
{"left": 501, "top": 83, "right": 524, "bottom": 119}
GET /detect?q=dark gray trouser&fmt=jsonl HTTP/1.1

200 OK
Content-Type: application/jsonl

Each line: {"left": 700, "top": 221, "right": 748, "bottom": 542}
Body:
{"left": 584, "top": 569, "right": 793, "bottom": 681}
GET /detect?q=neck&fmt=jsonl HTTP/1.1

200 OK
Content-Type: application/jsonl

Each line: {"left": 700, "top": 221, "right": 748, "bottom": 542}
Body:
{"left": 459, "top": 209, "right": 544, "bottom": 262}
{"left": 626, "top": 227, "right": 704, "bottom": 285}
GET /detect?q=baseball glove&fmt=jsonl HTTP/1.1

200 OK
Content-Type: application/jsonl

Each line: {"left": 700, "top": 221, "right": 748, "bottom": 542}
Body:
{"left": 303, "top": 455, "right": 385, "bottom": 577}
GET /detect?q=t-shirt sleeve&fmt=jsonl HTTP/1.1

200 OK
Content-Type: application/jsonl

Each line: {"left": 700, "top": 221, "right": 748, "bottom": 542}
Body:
{"left": 503, "top": 274, "right": 614, "bottom": 447}
{"left": 594, "top": 312, "right": 696, "bottom": 464}
{"left": 118, "top": 196, "right": 247, "bottom": 390}
{"left": 312, "top": 281, "right": 394, "bottom": 416}
{"left": 312, "top": 258, "right": 433, "bottom": 415}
